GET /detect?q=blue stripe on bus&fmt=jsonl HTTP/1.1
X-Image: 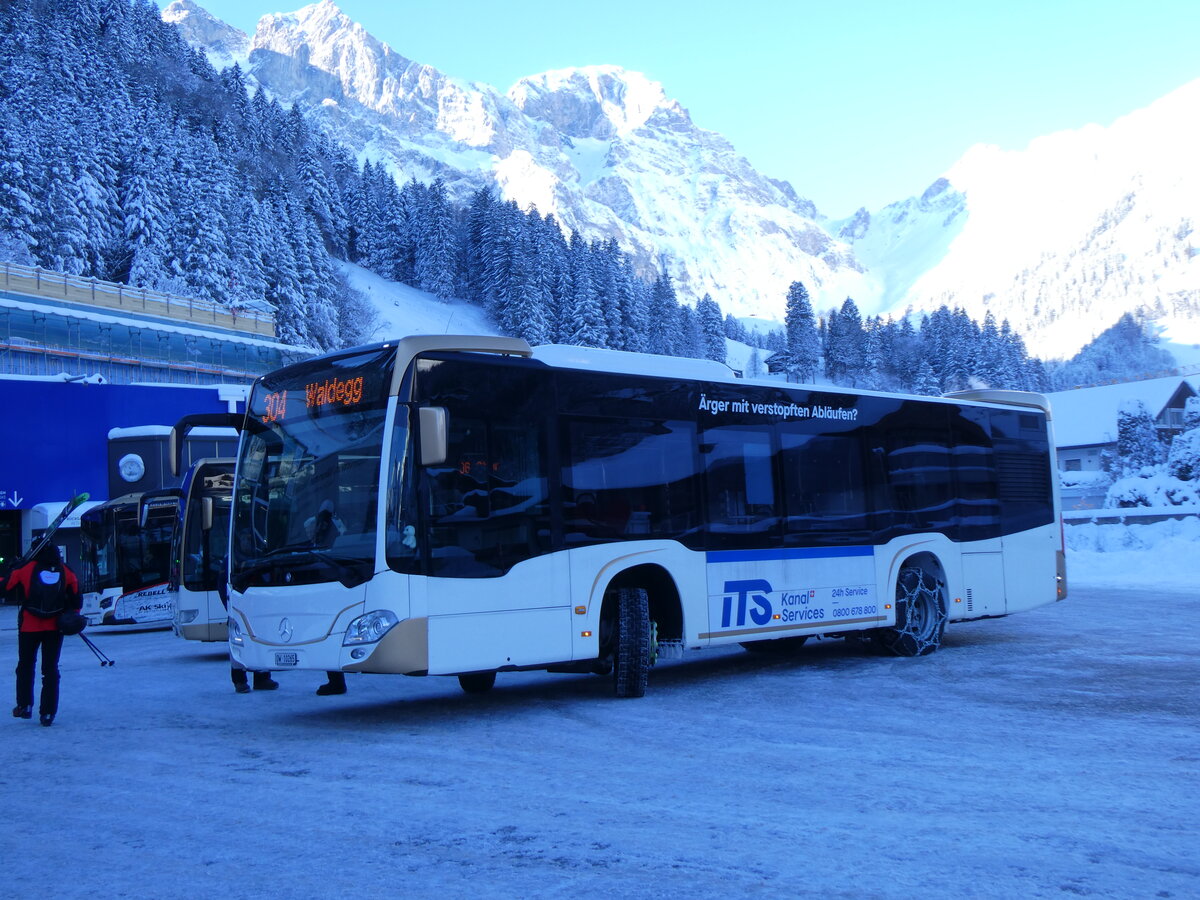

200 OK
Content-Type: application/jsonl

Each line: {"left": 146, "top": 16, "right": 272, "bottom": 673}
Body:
{"left": 706, "top": 546, "right": 874, "bottom": 564}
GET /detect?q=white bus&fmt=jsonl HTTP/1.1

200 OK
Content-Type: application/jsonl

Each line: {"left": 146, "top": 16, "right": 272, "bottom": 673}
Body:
{"left": 80, "top": 491, "right": 178, "bottom": 628}
{"left": 207, "top": 335, "right": 1066, "bottom": 698}
{"left": 168, "top": 458, "right": 236, "bottom": 642}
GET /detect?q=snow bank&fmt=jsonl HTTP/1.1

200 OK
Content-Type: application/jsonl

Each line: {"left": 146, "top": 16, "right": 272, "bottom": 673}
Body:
{"left": 1066, "top": 516, "right": 1200, "bottom": 588}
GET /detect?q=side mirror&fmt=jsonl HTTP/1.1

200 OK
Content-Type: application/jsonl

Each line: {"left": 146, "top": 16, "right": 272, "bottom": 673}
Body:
{"left": 201, "top": 496, "right": 214, "bottom": 532}
{"left": 418, "top": 407, "right": 448, "bottom": 466}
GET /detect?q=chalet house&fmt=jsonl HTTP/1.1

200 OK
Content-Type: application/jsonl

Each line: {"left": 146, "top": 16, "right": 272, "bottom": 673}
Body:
{"left": 1046, "top": 375, "right": 1198, "bottom": 474}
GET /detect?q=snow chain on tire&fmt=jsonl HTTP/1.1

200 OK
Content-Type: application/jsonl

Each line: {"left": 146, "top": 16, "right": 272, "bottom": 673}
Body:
{"left": 613, "top": 586, "right": 651, "bottom": 698}
{"left": 875, "top": 566, "right": 947, "bottom": 657}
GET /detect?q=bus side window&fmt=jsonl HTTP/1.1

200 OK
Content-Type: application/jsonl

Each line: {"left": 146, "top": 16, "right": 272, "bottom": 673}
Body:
{"left": 779, "top": 426, "right": 872, "bottom": 543}
{"left": 425, "top": 417, "right": 550, "bottom": 577}
{"left": 701, "top": 426, "right": 777, "bottom": 547}
{"left": 562, "top": 417, "right": 699, "bottom": 547}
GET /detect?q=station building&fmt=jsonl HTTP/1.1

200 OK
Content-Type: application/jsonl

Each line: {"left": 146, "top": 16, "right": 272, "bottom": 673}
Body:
{"left": 0, "top": 262, "right": 312, "bottom": 567}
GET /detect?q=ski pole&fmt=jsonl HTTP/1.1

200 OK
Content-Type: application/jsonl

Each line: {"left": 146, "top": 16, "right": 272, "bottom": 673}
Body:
{"left": 78, "top": 632, "right": 115, "bottom": 667}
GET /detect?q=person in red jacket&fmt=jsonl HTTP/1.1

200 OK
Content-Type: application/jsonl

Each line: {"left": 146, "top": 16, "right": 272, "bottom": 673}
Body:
{"left": 8, "top": 543, "right": 81, "bottom": 726}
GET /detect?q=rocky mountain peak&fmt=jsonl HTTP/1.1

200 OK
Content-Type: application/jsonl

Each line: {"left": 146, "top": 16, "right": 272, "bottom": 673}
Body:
{"left": 509, "top": 66, "right": 687, "bottom": 140}
{"left": 162, "top": 0, "right": 249, "bottom": 62}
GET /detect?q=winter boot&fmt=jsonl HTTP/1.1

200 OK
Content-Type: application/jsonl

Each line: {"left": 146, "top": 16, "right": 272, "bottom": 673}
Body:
{"left": 253, "top": 672, "right": 279, "bottom": 691}
{"left": 12, "top": 705, "right": 32, "bottom": 719}
{"left": 316, "top": 672, "right": 347, "bottom": 695}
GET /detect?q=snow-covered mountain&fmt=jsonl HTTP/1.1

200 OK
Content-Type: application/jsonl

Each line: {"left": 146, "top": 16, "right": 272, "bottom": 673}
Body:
{"left": 162, "top": 0, "right": 249, "bottom": 65}
{"left": 166, "top": 0, "right": 1200, "bottom": 361}
{"left": 165, "top": 0, "right": 867, "bottom": 322}
{"left": 838, "top": 80, "right": 1200, "bottom": 358}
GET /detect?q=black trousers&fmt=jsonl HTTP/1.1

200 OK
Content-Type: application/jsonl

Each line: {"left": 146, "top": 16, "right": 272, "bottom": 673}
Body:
{"left": 15, "top": 630, "right": 65, "bottom": 716}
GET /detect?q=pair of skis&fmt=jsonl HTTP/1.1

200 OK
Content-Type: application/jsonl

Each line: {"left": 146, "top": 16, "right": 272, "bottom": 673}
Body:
{"left": 13, "top": 491, "right": 91, "bottom": 568}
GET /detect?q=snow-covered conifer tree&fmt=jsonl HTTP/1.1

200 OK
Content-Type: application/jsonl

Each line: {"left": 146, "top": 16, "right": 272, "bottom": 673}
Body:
{"left": 646, "top": 272, "right": 679, "bottom": 356}
{"left": 697, "top": 294, "right": 727, "bottom": 363}
{"left": 618, "top": 256, "right": 648, "bottom": 353}
{"left": 676, "top": 304, "right": 702, "bottom": 359}
{"left": 783, "top": 280, "right": 819, "bottom": 383}
{"left": 825, "top": 297, "right": 865, "bottom": 385}
{"left": 745, "top": 348, "right": 763, "bottom": 378}
{"left": 415, "top": 177, "right": 457, "bottom": 301}
{"left": 911, "top": 357, "right": 939, "bottom": 396}
{"left": 1116, "top": 399, "right": 1164, "bottom": 474}
{"left": 723, "top": 313, "right": 748, "bottom": 343}
{"left": 566, "top": 236, "right": 606, "bottom": 347}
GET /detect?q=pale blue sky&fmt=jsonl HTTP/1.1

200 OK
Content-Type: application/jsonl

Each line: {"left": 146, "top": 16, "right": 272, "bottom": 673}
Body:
{"left": 184, "top": 0, "right": 1200, "bottom": 218}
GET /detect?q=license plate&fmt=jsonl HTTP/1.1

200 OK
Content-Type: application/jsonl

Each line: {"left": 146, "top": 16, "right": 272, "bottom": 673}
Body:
{"left": 274, "top": 652, "right": 299, "bottom": 667}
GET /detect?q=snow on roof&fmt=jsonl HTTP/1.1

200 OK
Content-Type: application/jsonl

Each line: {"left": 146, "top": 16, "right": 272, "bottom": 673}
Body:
{"left": 1047, "top": 375, "right": 1198, "bottom": 447}
{"left": 31, "top": 500, "right": 103, "bottom": 530}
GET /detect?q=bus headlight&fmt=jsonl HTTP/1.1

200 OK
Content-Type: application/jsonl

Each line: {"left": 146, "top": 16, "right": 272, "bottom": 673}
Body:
{"left": 177, "top": 609, "right": 199, "bottom": 625}
{"left": 343, "top": 610, "right": 399, "bottom": 645}
{"left": 228, "top": 616, "right": 244, "bottom": 647}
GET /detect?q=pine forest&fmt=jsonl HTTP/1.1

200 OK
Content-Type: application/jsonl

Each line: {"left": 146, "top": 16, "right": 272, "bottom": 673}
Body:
{"left": 0, "top": 0, "right": 1167, "bottom": 393}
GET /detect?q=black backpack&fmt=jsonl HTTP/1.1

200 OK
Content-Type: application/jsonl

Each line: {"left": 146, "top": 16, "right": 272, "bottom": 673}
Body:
{"left": 23, "top": 566, "right": 67, "bottom": 617}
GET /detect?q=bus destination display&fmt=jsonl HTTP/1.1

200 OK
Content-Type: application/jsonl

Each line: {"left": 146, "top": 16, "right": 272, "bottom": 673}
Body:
{"left": 255, "top": 347, "right": 394, "bottom": 425}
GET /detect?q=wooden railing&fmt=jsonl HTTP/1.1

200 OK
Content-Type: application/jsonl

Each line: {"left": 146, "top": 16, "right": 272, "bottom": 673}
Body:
{"left": 0, "top": 261, "right": 275, "bottom": 338}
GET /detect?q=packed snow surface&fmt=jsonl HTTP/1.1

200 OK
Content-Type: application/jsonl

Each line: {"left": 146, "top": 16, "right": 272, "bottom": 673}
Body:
{"left": 2, "top": 526, "right": 1197, "bottom": 898}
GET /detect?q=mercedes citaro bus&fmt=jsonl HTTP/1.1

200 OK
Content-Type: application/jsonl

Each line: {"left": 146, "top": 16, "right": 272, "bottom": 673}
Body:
{"left": 171, "top": 335, "right": 1065, "bottom": 698}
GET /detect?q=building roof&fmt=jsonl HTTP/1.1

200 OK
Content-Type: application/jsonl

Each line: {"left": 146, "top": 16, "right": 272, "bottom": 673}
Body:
{"left": 1046, "top": 376, "right": 1198, "bottom": 448}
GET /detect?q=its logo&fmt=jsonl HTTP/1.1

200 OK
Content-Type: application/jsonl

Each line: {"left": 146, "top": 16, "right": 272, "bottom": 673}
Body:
{"left": 722, "top": 579, "right": 773, "bottom": 628}
{"left": 279, "top": 618, "right": 293, "bottom": 643}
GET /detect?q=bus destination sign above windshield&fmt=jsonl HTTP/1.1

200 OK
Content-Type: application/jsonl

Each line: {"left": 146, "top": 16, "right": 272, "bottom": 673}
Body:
{"left": 261, "top": 376, "right": 364, "bottom": 424}
{"left": 257, "top": 346, "right": 396, "bottom": 425}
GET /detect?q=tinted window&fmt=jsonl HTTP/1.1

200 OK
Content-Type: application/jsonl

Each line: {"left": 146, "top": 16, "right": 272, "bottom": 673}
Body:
{"left": 950, "top": 407, "right": 1001, "bottom": 541}
{"left": 702, "top": 426, "right": 778, "bottom": 548}
{"left": 881, "top": 402, "right": 954, "bottom": 533}
{"left": 562, "top": 417, "right": 699, "bottom": 546}
{"left": 991, "top": 409, "right": 1054, "bottom": 532}
{"left": 779, "top": 427, "right": 874, "bottom": 543}
{"left": 417, "top": 357, "right": 551, "bottom": 577}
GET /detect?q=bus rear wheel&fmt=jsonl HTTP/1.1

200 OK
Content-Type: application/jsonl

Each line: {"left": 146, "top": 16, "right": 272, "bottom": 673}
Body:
{"left": 458, "top": 672, "right": 496, "bottom": 694}
{"left": 874, "top": 566, "right": 946, "bottom": 657}
{"left": 613, "top": 587, "right": 651, "bottom": 698}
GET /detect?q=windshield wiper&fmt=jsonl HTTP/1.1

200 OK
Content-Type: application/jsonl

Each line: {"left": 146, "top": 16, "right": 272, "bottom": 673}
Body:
{"left": 232, "top": 547, "right": 369, "bottom": 590}
{"left": 312, "top": 550, "right": 370, "bottom": 589}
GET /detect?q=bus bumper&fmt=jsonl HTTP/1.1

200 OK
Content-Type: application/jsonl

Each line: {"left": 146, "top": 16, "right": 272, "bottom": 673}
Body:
{"left": 344, "top": 617, "right": 428, "bottom": 675}
{"left": 230, "top": 616, "right": 429, "bottom": 676}
{"left": 176, "top": 621, "right": 227, "bottom": 642}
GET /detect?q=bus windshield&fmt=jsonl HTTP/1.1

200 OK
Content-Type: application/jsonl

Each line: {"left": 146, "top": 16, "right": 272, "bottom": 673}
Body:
{"left": 137, "top": 494, "right": 179, "bottom": 591}
{"left": 230, "top": 345, "right": 396, "bottom": 590}
{"left": 177, "top": 462, "right": 235, "bottom": 592}
{"left": 81, "top": 496, "right": 178, "bottom": 595}
{"left": 80, "top": 504, "right": 125, "bottom": 594}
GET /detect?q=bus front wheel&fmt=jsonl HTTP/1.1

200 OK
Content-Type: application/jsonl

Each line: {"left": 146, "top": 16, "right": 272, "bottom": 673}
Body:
{"left": 613, "top": 587, "right": 651, "bottom": 698}
{"left": 874, "top": 566, "right": 946, "bottom": 657}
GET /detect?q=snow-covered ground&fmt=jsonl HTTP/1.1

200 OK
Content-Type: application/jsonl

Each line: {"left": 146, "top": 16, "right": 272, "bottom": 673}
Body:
{"left": 1066, "top": 517, "right": 1199, "bottom": 589}
{"left": 339, "top": 262, "right": 501, "bottom": 344}
{"left": 2, "top": 525, "right": 1196, "bottom": 899}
